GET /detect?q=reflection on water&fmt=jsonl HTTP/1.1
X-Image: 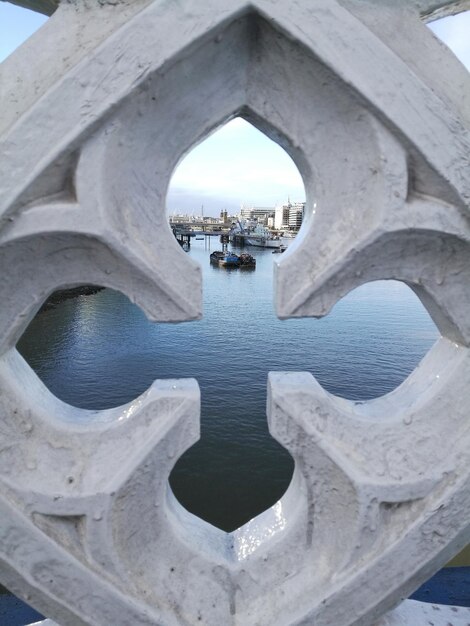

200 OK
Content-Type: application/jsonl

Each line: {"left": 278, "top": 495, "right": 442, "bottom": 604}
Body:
{"left": 17, "top": 239, "right": 439, "bottom": 531}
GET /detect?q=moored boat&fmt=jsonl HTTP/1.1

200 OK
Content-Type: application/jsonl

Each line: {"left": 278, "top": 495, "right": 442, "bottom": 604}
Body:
{"left": 210, "top": 250, "right": 240, "bottom": 267}
{"left": 239, "top": 253, "right": 256, "bottom": 268}
{"left": 230, "top": 221, "right": 283, "bottom": 248}
{"left": 244, "top": 236, "right": 281, "bottom": 248}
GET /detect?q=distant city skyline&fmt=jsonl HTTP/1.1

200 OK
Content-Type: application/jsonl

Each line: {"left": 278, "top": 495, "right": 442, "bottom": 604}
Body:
{"left": 1, "top": 5, "right": 469, "bottom": 216}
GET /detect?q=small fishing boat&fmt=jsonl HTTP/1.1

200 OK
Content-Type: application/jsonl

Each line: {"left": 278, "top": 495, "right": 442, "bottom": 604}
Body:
{"left": 272, "top": 245, "right": 287, "bottom": 254}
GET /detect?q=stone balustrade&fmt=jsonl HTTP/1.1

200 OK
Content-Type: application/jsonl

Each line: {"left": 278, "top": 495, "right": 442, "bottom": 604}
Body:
{"left": 0, "top": 1, "right": 469, "bottom": 624}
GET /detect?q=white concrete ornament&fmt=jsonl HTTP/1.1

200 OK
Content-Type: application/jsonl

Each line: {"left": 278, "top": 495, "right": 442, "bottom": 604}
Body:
{"left": 0, "top": 0, "right": 469, "bottom": 624}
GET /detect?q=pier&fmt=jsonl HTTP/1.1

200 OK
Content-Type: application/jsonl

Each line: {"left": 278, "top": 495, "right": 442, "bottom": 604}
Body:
{"left": 172, "top": 227, "right": 194, "bottom": 249}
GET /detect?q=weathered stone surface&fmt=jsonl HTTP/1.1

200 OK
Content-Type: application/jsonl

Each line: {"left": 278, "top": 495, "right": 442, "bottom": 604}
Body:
{"left": 5, "top": 0, "right": 58, "bottom": 16}
{"left": 0, "top": 1, "right": 469, "bottom": 624}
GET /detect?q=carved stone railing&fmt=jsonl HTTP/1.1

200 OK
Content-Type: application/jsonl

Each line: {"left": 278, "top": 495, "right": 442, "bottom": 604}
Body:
{"left": 1, "top": 1, "right": 470, "bottom": 624}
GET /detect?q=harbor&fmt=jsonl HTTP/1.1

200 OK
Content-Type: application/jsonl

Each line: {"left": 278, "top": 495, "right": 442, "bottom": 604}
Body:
{"left": 170, "top": 200, "right": 303, "bottom": 251}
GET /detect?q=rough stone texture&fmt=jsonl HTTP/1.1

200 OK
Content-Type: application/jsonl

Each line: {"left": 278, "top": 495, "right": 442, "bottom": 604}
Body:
{"left": 7, "top": 0, "right": 470, "bottom": 20}
{"left": 0, "top": 1, "right": 469, "bottom": 625}
{"left": 4, "top": 0, "right": 59, "bottom": 15}
{"left": 413, "top": 0, "right": 470, "bottom": 20}
{"left": 0, "top": 1, "right": 155, "bottom": 138}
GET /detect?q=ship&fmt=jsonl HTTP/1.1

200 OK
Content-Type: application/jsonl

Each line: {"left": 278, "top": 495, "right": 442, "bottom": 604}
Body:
{"left": 230, "top": 221, "right": 284, "bottom": 249}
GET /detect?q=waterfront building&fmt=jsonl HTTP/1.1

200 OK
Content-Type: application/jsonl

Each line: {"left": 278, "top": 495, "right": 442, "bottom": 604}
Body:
{"left": 274, "top": 201, "right": 305, "bottom": 230}
{"left": 220, "top": 209, "right": 229, "bottom": 224}
{"left": 288, "top": 202, "right": 305, "bottom": 230}
{"left": 169, "top": 213, "right": 190, "bottom": 224}
{"left": 240, "top": 204, "right": 275, "bottom": 224}
{"left": 274, "top": 202, "right": 291, "bottom": 229}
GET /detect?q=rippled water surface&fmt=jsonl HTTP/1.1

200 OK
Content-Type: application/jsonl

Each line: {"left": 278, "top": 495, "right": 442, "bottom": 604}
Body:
{"left": 18, "top": 239, "right": 439, "bottom": 531}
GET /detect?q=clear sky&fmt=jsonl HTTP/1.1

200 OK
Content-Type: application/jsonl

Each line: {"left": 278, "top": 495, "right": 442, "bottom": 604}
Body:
{"left": 1, "top": 4, "right": 469, "bottom": 215}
